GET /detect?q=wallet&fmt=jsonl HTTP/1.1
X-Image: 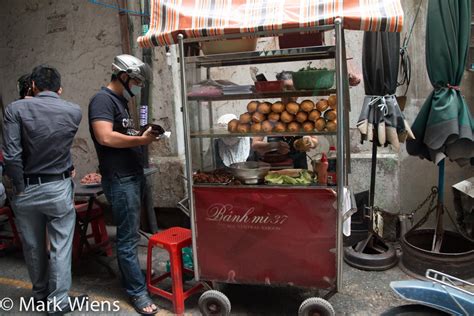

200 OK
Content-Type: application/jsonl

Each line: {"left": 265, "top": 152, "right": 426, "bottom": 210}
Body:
{"left": 138, "top": 124, "right": 165, "bottom": 136}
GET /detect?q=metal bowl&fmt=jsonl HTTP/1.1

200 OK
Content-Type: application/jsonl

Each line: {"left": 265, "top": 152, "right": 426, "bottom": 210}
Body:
{"left": 229, "top": 161, "right": 271, "bottom": 184}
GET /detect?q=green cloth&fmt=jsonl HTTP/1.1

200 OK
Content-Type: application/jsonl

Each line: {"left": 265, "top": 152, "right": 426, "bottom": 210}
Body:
{"left": 407, "top": 0, "right": 474, "bottom": 166}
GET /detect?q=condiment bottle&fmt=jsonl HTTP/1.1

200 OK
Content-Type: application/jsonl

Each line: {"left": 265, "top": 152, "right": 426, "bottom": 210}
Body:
{"left": 327, "top": 146, "right": 337, "bottom": 185}
{"left": 317, "top": 153, "right": 328, "bottom": 185}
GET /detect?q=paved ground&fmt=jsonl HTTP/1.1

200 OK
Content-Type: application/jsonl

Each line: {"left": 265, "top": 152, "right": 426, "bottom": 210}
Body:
{"left": 0, "top": 228, "right": 414, "bottom": 316}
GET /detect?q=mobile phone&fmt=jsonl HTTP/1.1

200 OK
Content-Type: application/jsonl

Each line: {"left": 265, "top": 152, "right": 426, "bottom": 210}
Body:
{"left": 138, "top": 124, "right": 165, "bottom": 136}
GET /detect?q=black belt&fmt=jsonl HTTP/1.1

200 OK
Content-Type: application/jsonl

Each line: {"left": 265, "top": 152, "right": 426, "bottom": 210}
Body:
{"left": 24, "top": 172, "right": 71, "bottom": 185}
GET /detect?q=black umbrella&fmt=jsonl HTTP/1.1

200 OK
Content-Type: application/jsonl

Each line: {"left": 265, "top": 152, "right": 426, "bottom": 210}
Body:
{"left": 357, "top": 31, "right": 414, "bottom": 207}
{"left": 345, "top": 32, "right": 414, "bottom": 271}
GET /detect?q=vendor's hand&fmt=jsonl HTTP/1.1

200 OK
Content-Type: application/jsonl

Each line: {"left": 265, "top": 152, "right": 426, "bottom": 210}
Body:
{"left": 294, "top": 136, "right": 318, "bottom": 152}
{"left": 141, "top": 126, "right": 158, "bottom": 144}
{"left": 276, "top": 141, "right": 290, "bottom": 155}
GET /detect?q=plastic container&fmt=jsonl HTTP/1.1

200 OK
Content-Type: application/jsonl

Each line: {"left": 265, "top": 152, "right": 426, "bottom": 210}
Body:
{"left": 255, "top": 80, "right": 284, "bottom": 92}
{"left": 292, "top": 69, "right": 335, "bottom": 90}
{"left": 278, "top": 32, "right": 324, "bottom": 49}
{"left": 327, "top": 146, "right": 337, "bottom": 186}
{"left": 201, "top": 38, "right": 258, "bottom": 55}
{"left": 316, "top": 153, "right": 328, "bottom": 185}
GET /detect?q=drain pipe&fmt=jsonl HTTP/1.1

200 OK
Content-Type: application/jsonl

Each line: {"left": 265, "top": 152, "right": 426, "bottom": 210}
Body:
{"left": 140, "top": 0, "right": 159, "bottom": 233}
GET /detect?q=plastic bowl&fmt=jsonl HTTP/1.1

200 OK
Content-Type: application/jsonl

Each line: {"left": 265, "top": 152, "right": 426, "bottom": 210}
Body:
{"left": 201, "top": 38, "right": 258, "bottom": 55}
{"left": 292, "top": 69, "right": 335, "bottom": 90}
{"left": 255, "top": 80, "right": 284, "bottom": 92}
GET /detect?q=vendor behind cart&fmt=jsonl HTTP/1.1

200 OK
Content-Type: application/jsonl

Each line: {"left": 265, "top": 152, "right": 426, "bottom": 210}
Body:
{"left": 203, "top": 114, "right": 251, "bottom": 170}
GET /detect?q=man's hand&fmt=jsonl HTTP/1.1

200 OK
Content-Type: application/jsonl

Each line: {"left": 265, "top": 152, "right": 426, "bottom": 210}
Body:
{"left": 141, "top": 126, "right": 159, "bottom": 144}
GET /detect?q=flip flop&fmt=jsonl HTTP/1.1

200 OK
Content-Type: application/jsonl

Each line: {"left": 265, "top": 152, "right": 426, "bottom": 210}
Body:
{"left": 130, "top": 294, "right": 158, "bottom": 315}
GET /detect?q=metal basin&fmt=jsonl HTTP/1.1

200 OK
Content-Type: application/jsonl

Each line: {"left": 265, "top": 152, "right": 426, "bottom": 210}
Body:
{"left": 400, "top": 229, "right": 474, "bottom": 280}
{"left": 229, "top": 161, "right": 271, "bottom": 184}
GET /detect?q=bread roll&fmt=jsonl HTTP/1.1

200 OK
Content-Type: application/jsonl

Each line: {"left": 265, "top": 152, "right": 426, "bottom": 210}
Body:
{"left": 237, "top": 123, "right": 250, "bottom": 133}
{"left": 258, "top": 102, "right": 272, "bottom": 114}
{"left": 287, "top": 122, "right": 301, "bottom": 132}
{"left": 315, "top": 118, "right": 326, "bottom": 131}
{"left": 227, "top": 119, "right": 239, "bottom": 132}
{"left": 326, "top": 120, "right": 337, "bottom": 132}
{"left": 328, "top": 95, "right": 337, "bottom": 109}
{"left": 300, "top": 100, "right": 315, "bottom": 112}
{"left": 268, "top": 112, "right": 280, "bottom": 122}
{"left": 271, "top": 101, "right": 285, "bottom": 113}
{"left": 324, "top": 109, "right": 337, "bottom": 121}
{"left": 308, "top": 110, "right": 321, "bottom": 122}
{"left": 261, "top": 120, "right": 273, "bottom": 132}
{"left": 296, "top": 111, "right": 308, "bottom": 123}
{"left": 239, "top": 112, "right": 252, "bottom": 124}
{"left": 252, "top": 112, "right": 266, "bottom": 123}
{"left": 302, "top": 121, "right": 315, "bottom": 132}
{"left": 286, "top": 102, "right": 300, "bottom": 115}
{"left": 251, "top": 123, "right": 262, "bottom": 133}
{"left": 247, "top": 101, "right": 259, "bottom": 113}
{"left": 316, "top": 99, "right": 329, "bottom": 112}
{"left": 280, "top": 111, "right": 295, "bottom": 123}
{"left": 274, "top": 122, "right": 287, "bottom": 132}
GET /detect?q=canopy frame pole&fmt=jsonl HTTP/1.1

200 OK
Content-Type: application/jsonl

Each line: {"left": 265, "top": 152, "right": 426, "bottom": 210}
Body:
{"left": 335, "top": 18, "right": 345, "bottom": 292}
{"left": 178, "top": 34, "right": 200, "bottom": 280}
{"left": 432, "top": 159, "right": 445, "bottom": 252}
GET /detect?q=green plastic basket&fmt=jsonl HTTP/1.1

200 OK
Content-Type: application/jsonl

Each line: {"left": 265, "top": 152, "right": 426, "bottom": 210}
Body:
{"left": 292, "top": 69, "right": 335, "bottom": 90}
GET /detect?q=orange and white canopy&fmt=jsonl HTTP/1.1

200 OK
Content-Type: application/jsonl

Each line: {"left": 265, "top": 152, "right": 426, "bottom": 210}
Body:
{"left": 138, "top": 0, "right": 404, "bottom": 47}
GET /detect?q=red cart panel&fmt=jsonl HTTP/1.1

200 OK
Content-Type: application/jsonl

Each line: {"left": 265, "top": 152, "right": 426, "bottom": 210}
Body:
{"left": 193, "top": 186, "right": 337, "bottom": 289}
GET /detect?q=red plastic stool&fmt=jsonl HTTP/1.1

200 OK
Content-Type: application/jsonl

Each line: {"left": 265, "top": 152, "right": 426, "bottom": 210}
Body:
{"left": 147, "top": 227, "right": 203, "bottom": 315}
{"left": 73, "top": 202, "right": 112, "bottom": 260}
{"left": 0, "top": 206, "right": 21, "bottom": 250}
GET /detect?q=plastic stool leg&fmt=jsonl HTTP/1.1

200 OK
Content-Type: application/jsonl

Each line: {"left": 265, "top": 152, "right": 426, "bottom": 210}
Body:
{"left": 169, "top": 247, "right": 185, "bottom": 315}
{"left": 146, "top": 243, "right": 153, "bottom": 288}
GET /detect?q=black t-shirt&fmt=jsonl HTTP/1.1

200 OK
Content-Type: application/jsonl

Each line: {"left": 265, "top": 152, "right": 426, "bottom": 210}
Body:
{"left": 88, "top": 87, "right": 143, "bottom": 179}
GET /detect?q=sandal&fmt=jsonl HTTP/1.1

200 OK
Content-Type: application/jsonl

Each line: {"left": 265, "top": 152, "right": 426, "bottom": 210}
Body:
{"left": 130, "top": 294, "right": 158, "bottom": 315}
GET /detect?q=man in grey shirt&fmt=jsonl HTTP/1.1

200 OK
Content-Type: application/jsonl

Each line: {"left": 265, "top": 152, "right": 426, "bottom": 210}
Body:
{"left": 3, "top": 65, "right": 85, "bottom": 315}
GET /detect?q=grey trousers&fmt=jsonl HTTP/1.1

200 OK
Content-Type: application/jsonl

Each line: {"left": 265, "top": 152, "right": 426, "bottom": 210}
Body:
{"left": 11, "top": 178, "right": 76, "bottom": 309}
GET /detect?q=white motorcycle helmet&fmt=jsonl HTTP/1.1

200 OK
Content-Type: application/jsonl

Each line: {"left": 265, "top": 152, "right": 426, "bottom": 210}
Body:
{"left": 112, "top": 54, "right": 152, "bottom": 82}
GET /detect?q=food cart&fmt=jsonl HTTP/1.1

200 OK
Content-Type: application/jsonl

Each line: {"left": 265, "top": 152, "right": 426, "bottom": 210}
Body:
{"left": 138, "top": 1, "right": 404, "bottom": 315}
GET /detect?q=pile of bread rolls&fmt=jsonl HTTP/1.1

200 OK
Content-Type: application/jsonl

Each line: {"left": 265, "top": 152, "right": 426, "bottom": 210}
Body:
{"left": 227, "top": 95, "right": 337, "bottom": 133}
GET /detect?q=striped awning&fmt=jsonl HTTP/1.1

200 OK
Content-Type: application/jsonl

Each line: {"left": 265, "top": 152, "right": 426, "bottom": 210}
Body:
{"left": 138, "top": 0, "right": 404, "bottom": 47}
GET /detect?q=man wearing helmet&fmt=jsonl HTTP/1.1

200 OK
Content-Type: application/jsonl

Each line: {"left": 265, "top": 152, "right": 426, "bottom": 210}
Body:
{"left": 88, "top": 54, "right": 158, "bottom": 315}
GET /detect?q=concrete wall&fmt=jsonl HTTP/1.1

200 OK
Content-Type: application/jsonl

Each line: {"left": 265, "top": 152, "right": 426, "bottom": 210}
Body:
{"left": 0, "top": 0, "right": 122, "bottom": 178}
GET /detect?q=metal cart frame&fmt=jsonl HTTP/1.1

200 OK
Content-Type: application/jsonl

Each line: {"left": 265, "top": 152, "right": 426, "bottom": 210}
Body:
{"left": 176, "top": 18, "right": 350, "bottom": 312}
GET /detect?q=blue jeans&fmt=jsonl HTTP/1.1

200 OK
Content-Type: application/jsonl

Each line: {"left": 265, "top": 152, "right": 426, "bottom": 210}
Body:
{"left": 101, "top": 174, "right": 147, "bottom": 298}
{"left": 11, "top": 178, "right": 75, "bottom": 310}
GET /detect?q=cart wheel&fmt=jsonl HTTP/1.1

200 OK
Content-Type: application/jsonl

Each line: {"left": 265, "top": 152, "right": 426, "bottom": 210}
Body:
{"left": 198, "top": 290, "right": 231, "bottom": 316}
{"left": 298, "top": 297, "right": 335, "bottom": 316}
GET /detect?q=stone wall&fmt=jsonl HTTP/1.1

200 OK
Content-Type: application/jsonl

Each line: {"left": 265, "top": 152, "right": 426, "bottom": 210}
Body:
{"left": 0, "top": 0, "right": 122, "bottom": 178}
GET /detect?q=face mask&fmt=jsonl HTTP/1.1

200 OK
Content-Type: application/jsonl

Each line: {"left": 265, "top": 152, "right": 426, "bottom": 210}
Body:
{"left": 123, "top": 84, "right": 142, "bottom": 101}
{"left": 131, "top": 85, "right": 142, "bottom": 96}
